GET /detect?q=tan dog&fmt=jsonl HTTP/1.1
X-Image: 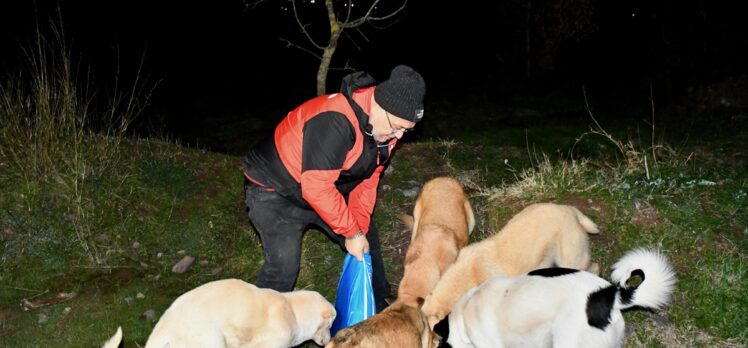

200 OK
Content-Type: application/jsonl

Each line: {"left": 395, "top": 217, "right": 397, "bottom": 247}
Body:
{"left": 101, "top": 279, "right": 336, "bottom": 348}
{"left": 325, "top": 299, "right": 432, "bottom": 348}
{"left": 422, "top": 203, "right": 600, "bottom": 329}
{"left": 324, "top": 177, "right": 473, "bottom": 348}
{"left": 397, "top": 177, "right": 475, "bottom": 308}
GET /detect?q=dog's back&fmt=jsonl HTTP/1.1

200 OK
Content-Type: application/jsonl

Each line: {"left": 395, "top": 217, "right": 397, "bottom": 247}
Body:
{"left": 451, "top": 271, "right": 609, "bottom": 348}
{"left": 102, "top": 279, "right": 334, "bottom": 348}
{"left": 495, "top": 203, "right": 599, "bottom": 274}
{"left": 326, "top": 299, "right": 430, "bottom": 348}
{"left": 146, "top": 279, "right": 298, "bottom": 347}
{"left": 422, "top": 203, "right": 599, "bottom": 328}
{"left": 449, "top": 249, "right": 676, "bottom": 348}
{"left": 408, "top": 177, "right": 475, "bottom": 243}
{"left": 398, "top": 177, "right": 474, "bottom": 307}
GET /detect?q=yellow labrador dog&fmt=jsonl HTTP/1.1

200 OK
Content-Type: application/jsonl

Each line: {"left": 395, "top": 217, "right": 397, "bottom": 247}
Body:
{"left": 422, "top": 203, "right": 600, "bottom": 329}
{"left": 398, "top": 177, "right": 475, "bottom": 307}
{"left": 101, "top": 279, "right": 335, "bottom": 348}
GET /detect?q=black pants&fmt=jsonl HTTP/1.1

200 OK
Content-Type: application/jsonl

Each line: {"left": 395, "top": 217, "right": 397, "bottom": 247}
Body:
{"left": 244, "top": 183, "right": 391, "bottom": 311}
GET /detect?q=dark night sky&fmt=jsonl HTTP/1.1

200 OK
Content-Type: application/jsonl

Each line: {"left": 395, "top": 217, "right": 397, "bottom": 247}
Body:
{"left": 2, "top": 0, "right": 747, "bottom": 147}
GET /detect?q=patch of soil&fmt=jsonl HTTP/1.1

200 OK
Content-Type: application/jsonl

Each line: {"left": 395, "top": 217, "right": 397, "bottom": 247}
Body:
{"left": 49, "top": 266, "right": 142, "bottom": 291}
{"left": 0, "top": 227, "right": 17, "bottom": 242}
{"left": 560, "top": 195, "right": 608, "bottom": 219}
{"left": 714, "top": 229, "right": 742, "bottom": 255}
{"left": 170, "top": 155, "right": 239, "bottom": 223}
{"left": 0, "top": 307, "right": 19, "bottom": 338}
{"left": 726, "top": 222, "right": 747, "bottom": 241}
{"left": 560, "top": 195, "right": 615, "bottom": 249}
{"left": 688, "top": 244, "right": 706, "bottom": 262}
{"left": 630, "top": 199, "right": 661, "bottom": 228}
{"left": 490, "top": 197, "right": 526, "bottom": 222}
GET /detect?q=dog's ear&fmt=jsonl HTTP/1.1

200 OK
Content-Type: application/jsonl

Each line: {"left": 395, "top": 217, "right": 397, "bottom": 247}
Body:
{"left": 323, "top": 308, "right": 336, "bottom": 319}
{"left": 416, "top": 297, "right": 425, "bottom": 308}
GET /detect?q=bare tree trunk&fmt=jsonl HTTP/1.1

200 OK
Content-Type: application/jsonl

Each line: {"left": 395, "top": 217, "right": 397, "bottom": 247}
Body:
{"left": 277, "top": 0, "right": 407, "bottom": 95}
{"left": 317, "top": 0, "right": 342, "bottom": 96}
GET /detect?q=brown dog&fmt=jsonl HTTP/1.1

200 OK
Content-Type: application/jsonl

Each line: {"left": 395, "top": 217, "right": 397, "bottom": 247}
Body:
{"left": 325, "top": 299, "right": 432, "bottom": 348}
{"left": 102, "top": 279, "right": 336, "bottom": 348}
{"left": 324, "top": 177, "right": 473, "bottom": 348}
{"left": 397, "top": 177, "right": 475, "bottom": 308}
{"left": 422, "top": 203, "right": 600, "bottom": 328}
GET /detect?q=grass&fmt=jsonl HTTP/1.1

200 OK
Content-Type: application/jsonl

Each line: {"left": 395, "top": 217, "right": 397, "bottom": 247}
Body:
{"left": 2, "top": 27, "right": 747, "bottom": 348}
{"left": 2, "top": 116, "right": 747, "bottom": 347}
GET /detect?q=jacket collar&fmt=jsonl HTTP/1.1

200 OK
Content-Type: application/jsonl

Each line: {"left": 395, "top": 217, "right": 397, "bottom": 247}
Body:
{"left": 340, "top": 71, "right": 377, "bottom": 135}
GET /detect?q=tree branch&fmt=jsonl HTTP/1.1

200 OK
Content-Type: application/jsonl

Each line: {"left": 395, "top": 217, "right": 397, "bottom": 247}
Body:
{"left": 291, "top": 0, "right": 325, "bottom": 50}
{"left": 366, "top": 0, "right": 408, "bottom": 22}
{"left": 328, "top": 60, "right": 356, "bottom": 72}
{"left": 280, "top": 37, "right": 323, "bottom": 60}
{"left": 242, "top": 0, "right": 269, "bottom": 11}
{"left": 342, "top": 0, "right": 354, "bottom": 25}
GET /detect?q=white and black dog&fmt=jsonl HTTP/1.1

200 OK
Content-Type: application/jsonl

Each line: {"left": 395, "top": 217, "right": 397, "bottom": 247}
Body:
{"left": 443, "top": 248, "right": 677, "bottom": 348}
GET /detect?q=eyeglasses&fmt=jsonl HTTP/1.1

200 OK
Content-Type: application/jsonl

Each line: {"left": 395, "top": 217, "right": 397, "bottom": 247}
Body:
{"left": 385, "top": 111, "right": 415, "bottom": 134}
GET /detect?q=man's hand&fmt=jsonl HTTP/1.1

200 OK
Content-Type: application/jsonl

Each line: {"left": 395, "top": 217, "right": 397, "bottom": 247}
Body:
{"left": 345, "top": 232, "right": 370, "bottom": 262}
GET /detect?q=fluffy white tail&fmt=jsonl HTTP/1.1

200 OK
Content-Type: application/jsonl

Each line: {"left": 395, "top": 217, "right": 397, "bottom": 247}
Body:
{"left": 611, "top": 248, "right": 677, "bottom": 311}
{"left": 101, "top": 326, "right": 123, "bottom": 348}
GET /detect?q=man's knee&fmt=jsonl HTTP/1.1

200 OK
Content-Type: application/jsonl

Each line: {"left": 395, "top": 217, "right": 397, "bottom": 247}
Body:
{"left": 257, "top": 255, "right": 299, "bottom": 292}
{"left": 264, "top": 242, "right": 301, "bottom": 267}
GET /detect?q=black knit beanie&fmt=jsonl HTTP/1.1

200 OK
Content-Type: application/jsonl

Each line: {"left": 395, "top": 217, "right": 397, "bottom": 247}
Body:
{"left": 374, "top": 65, "right": 426, "bottom": 123}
